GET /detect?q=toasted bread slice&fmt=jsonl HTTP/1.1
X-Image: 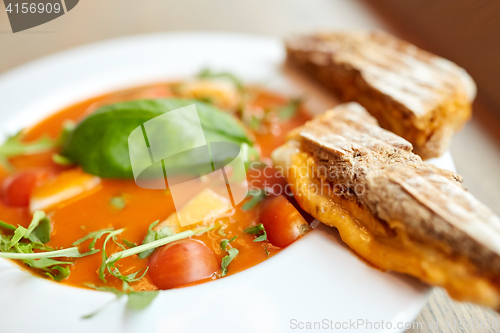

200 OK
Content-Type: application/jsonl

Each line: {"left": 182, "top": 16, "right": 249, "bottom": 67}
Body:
{"left": 272, "top": 102, "right": 500, "bottom": 309}
{"left": 285, "top": 30, "right": 476, "bottom": 159}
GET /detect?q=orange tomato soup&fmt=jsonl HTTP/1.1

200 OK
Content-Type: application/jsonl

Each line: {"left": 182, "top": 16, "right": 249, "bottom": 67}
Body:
{"left": 0, "top": 82, "right": 310, "bottom": 291}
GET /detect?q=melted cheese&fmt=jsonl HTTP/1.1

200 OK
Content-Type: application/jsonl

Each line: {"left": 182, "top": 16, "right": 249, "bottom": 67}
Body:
{"left": 286, "top": 152, "right": 500, "bottom": 308}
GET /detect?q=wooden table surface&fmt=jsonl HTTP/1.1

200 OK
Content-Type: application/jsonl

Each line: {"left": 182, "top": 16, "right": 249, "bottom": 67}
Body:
{"left": 1, "top": 1, "right": 499, "bottom": 332}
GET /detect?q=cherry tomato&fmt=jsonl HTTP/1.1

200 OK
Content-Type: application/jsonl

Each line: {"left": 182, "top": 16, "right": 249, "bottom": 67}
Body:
{"left": 260, "top": 195, "right": 310, "bottom": 248}
{"left": 149, "top": 239, "right": 219, "bottom": 290}
{"left": 1, "top": 168, "right": 53, "bottom": 207}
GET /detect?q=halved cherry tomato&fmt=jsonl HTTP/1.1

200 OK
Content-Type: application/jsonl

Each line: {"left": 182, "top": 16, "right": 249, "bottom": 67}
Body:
{"left": 1, "top": 168, "right": 54, "bottom": 207}
{"left": 149, "top": 239, "right": 219, "bottom": 290}
{"left": 260, "top": 195, "right": 310, "bottom": 248}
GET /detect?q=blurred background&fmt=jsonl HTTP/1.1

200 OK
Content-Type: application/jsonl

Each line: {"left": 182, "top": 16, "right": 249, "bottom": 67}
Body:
{"left": 1, "top": 1, "right": 499, "bottom": 330}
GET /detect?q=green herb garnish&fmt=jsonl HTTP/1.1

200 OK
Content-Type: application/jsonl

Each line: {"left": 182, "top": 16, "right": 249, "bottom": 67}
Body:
{"left": 0, "top": 220, "right": 16, "bottom": 231}
{"left": 220, "top": 236, "right": 237, "bottom": 251}
{"left": 83, "top": 283, "right": 159, "bottom": 319}
{"left": 249, "top": 115, "right": 262, "bottom": 130}
{"left": 122, "top": 239, "right": 137, "bottom": 248}
{"left": 0, "top": 120, "right": 75, "bottom": 171}
{"left": 0, "top": 132, "right": 56, "bottom": 159}
{"left": 137, "top": 220, "right": 174, "bottom": 259}
{"left": 56, "top": 120, "right": 76, "bottom": 145}
{"left": 45, "top": 265, "right": 70, "bottom": 281}
{"left": 244, "top": 223, "right": 268, "bottom": 242}
{"left": 197, "top": 68, "right": 244, "bottom": 91}
{"left": 109, "top": 196, "right": 126, "bottom": 210}
{"left": 97, "top": 229, "right": 125, "bottom": 282}
{"left": 61, "top": 99, "right": 258, "bottom": 178}
{"left": 52, "top": 153, "right": 73, "bottom": 166}
{"left": 221, "top": 248, "right": 239, "bottom": 277}
{"left": 73, "top": 228, "right": 115, "bottom": 251}
{"left": 0, "top": 246, "right": 95, "bottom": 259}
{"left": 0, "top": 212, "right": 98, "bottom": 281}
{"left": 4, "top": 210, "right": 51, "bottom": 248}
{"left": 106, "top": 224, "right": 218, "bottom": 264}
{"left": 276, "top": 98, "right": 302, "bottom": 121}
{"left": 242, "top": 189, "right": 267, "bottom": 211}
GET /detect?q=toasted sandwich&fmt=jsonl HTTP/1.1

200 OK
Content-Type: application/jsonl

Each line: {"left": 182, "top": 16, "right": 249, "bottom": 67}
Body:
{"left": 272, "top": 102, "right": 500, "bottom": 309}
{"left": 285, "top": 30, "right": 476, "bottom": 160}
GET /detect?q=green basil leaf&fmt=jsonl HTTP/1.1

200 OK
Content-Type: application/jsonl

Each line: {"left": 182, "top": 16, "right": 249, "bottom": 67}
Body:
{"left": 61, "top": 98, "right": 256, "bottom": 178}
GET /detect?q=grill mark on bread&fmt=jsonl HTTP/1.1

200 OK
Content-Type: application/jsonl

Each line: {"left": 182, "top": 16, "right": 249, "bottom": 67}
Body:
{"left": 298, "top": 103, "right": 500, "bottom": 276}
{"left": 286, "top": 30, "right": 475, "bottom": 159}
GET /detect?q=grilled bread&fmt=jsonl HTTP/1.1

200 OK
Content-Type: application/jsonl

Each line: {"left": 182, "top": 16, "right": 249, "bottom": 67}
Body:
{"left": 285, "top": 30, "right": 476, "bottom": 160}
{"left": 272, "top": 102, "right": 500, "bottom": 309}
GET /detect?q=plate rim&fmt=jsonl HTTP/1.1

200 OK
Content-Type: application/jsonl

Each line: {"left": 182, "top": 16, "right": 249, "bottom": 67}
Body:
{"left": 0, "top": 31, "right": 436, "bottom": 333}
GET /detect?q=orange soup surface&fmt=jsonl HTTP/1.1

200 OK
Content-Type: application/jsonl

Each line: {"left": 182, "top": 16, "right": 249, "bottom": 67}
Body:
{"left": 0, "top": 82, "right": 311, "bottom": 291}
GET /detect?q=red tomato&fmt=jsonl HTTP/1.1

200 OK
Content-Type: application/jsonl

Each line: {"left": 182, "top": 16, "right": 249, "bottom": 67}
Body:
{"left": 260, "top": 195, "right": 310, "bottom": 248}
{"left": 148, "top": 239, "right": 219, "bottom": 290}
{"left": 1, "top": 168, "right": 53, "bottom": 207}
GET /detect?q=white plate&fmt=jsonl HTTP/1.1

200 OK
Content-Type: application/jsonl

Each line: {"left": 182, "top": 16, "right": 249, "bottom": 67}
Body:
{"left": 0, "top": 32, "right": 454, "bottom": 333}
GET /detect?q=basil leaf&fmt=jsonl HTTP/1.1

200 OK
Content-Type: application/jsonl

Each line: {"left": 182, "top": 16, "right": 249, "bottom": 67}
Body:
{"left": 61, "top": 98, "right": 256, "bottom": 178}
{"left": 221, "top": 248, "right": 238, "bottom": 277}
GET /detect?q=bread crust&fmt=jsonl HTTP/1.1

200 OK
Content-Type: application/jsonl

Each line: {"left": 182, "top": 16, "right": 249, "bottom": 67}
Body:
{"left": 286, "top": 30, "right": 476, "bottom": 159}
{"left": 295, "top": 103, "right": 500, "bottom": 277}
